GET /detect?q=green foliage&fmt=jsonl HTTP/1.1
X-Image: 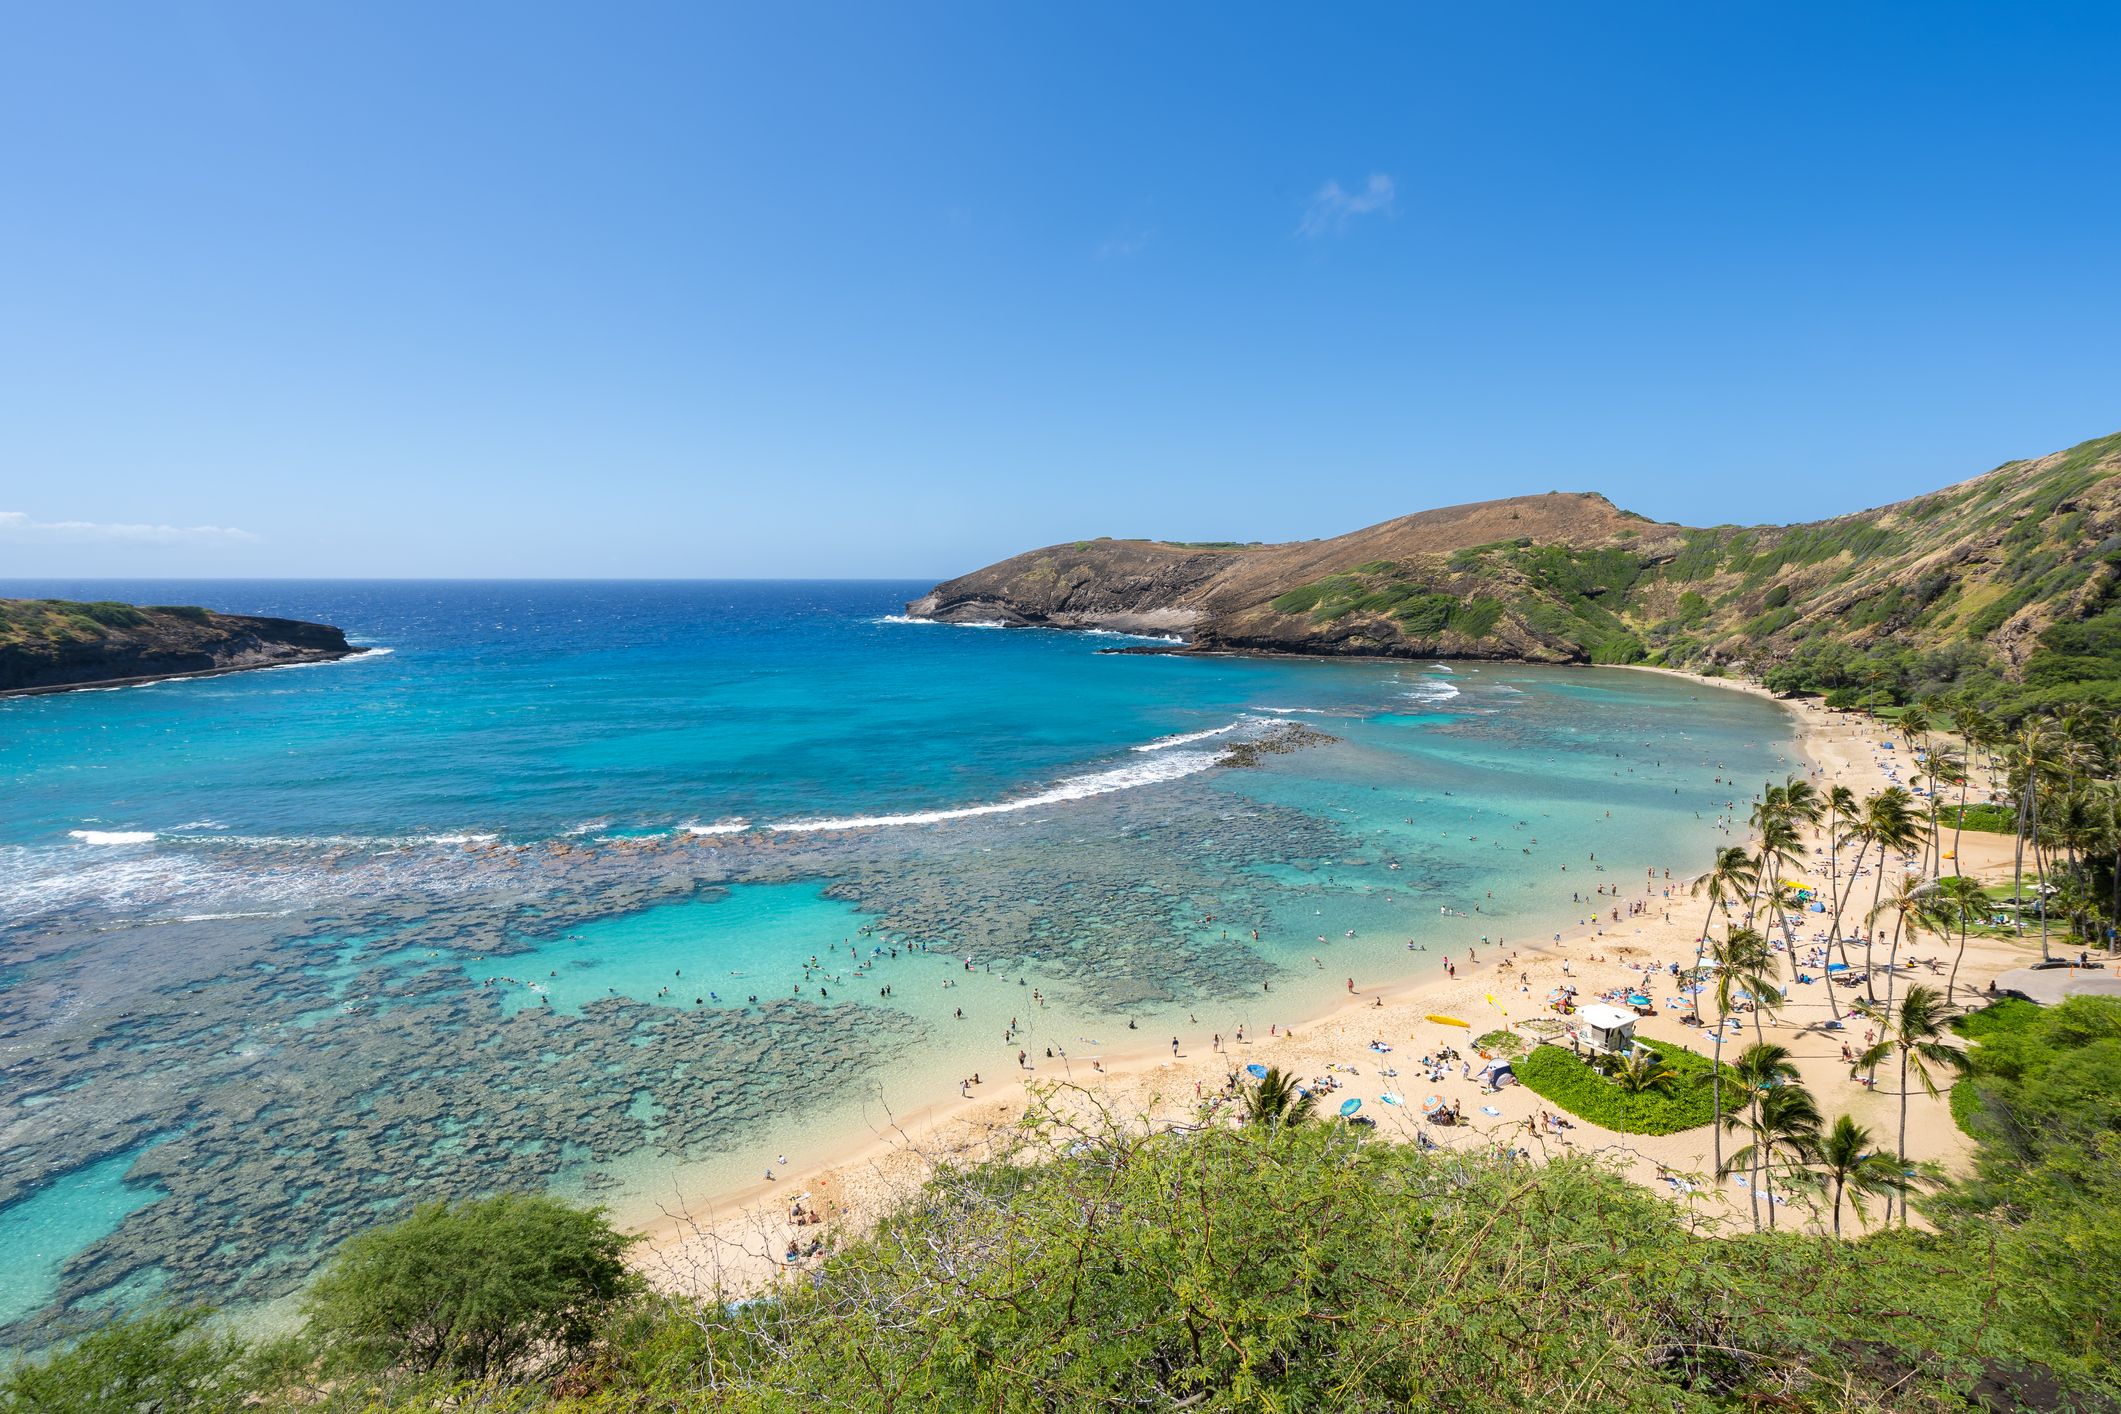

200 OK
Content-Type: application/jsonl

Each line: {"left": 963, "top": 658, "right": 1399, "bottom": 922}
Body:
{"left": 301, "top": 1193, "right": 638, "bottom": 1380}
{"left": 1514, "top": 1042, "right": 1732, "bottom": 1134}
{"left": 1473, "top": 1027, "right": 1523, "bottom": 1056}
{"left": 0, "top": 1307, "right": 260, "bottom": 1414}
{"left": 1452, "top": 596, "right": 1505, "bottom": 639}
{"left": 1938, "top": 802, "right": 2016, "bottom": 835}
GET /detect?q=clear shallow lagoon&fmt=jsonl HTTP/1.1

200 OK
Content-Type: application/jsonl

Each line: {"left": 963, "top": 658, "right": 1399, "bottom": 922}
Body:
{"left": 0, "top": 580, "right": 1795, "bottom": 1346}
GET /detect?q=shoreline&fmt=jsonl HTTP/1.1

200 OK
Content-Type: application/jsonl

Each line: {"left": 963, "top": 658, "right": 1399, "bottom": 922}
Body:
{"left": 634, "top": 666, "right": 2028, "bottom": 1295}
{"left": 0, "top": 648, "right": 365, "bottom": 699}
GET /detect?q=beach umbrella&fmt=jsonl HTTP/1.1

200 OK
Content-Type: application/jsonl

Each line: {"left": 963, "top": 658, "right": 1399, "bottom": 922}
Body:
{"left": 1426, "top": 1014, "right": 1471, "bottom": 1028}
{"left": 1380, "top": 1092, "right": 1405, "bottom": 1106}
{"left": 1245, "top": 1063, "right": 1268, "bottom": 1079}
{"left": 1422, "top": 1094, "right": 1445, "bottom": 1113}
{"left": 1339, "top": 1098, "right": 1362, "bottom": 1117}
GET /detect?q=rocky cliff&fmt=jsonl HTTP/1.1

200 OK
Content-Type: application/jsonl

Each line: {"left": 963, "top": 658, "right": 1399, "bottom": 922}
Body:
{"left": 909, "top": 430, "right": 2121, "bottom": 683}
{"left": 0, "top": 599, "right": 356, "bottom": 695}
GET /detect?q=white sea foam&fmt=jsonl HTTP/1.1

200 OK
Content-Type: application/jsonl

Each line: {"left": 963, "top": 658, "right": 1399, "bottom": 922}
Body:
{"left": 264, "top": 646, "right": 395, "bottom": 672}
{"left": 1133, "top": 721, "right": 1248, "bottom": 751}
{"left": 872, "top": 615, "right": 1009, "bottom": 629}
{"left": 1256, "top": 705, "right": 1331, "bottom": 715}
{"left": 766, "top": 748, "right": 1227, "bottom": 833}
{"left": 68, "top": 829, "right": 157, "bottom": 845}
{"left": 1082, "top": 629, "right": 1184, "bottom": 643}
{"left": 1400, "top": 680, "right": 1463, "bottom": 705}
{"left": 683, "top": 820, "right": 751, "bottom": 836}
{"left": 423, "top": 833, "right": 499, "bottom": 845}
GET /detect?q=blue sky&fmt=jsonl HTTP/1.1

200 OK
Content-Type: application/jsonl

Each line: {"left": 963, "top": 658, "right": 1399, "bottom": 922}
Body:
{"left": 2, "top": 3, "right": 2117, "bottom": 578}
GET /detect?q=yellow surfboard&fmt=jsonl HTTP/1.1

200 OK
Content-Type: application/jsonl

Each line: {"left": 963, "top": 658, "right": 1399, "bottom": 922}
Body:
{"left": 1425, "top": 1014, "right": 1470, "bottom": 1028}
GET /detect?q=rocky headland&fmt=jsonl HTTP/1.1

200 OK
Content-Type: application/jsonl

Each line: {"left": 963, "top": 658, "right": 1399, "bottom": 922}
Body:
{"left": 0, "top": 598, "right": 356, "bottom": 696}
{"left": 907, "top": 430, "right": 2121, "bottom": 687}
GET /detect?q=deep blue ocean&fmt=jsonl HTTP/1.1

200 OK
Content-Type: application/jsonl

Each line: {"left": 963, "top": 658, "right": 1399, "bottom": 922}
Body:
{"left": 0, "top": 579, "right": 1795, "bottom": 1344}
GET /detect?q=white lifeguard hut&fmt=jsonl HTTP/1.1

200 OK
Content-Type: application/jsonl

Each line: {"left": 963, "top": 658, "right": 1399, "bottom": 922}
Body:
{"left": 1576, "top": 1003, "right": 1639, "bottom": 1057}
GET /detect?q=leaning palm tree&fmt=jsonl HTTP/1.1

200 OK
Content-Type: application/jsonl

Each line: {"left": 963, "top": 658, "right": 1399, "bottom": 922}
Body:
{"left": 1854, "top": 984, "right": 1968, "bottom": 1227}
{"left": 1722, "top": 1041, "right": 1804, "bottom": 1230}
{"left": 1824, "top": 784, "right": 1859, "bottom": 967}
{"left": 1687, "top": 846, "right": 1757, "bottom": 1023}
{"left": 1242, "top": 1066, "right": 1316, "bottom": 1130}
{"left": 1721, "top": 1080, "right": 1822, "bottom": 1230}
{"left": 1802, "top": 1113, "right": 1910, "bottom": 1236}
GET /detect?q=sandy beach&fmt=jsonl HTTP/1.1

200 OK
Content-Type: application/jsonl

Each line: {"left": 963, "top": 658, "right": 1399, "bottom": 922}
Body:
{"left": 635, "top": 673, "right": 2045, "bottom": 1297}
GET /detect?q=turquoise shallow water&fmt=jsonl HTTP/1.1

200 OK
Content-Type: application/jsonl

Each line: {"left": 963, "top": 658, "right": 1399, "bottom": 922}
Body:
{"left": 0, "top": 580, "right": 1795, "bottom": 1347}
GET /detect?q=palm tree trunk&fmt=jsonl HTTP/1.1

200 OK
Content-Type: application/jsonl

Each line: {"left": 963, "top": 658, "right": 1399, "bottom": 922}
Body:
{"left": 1952, "top": 756, "right": 1969, "bottom": 875}
{"left": 1865, "top": 841, "right": 1890, "bottom": 1002}
{"left": 1711, "top": 1029, "right": 1725, "bottom": 1175}
{"left": 1690, "top": 893, "right": 1717, "bottom": 1024}
{"left": 1948, "top": 910, "right": 1971, "bottom": 1007}
{"left": 2013, "top": 778, "right": 2030, "bottom": 945}
{"left": 1898, "top": 1046, "right": 1912, "bottom": 1229}
{"left": 1832, "top": 1177, "right": 1844, "bottom": 1237}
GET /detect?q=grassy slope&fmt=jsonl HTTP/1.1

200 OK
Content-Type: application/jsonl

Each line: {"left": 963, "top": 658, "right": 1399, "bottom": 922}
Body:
{"left": 1248, "top": 430, "right": 2121, "bottom": 706}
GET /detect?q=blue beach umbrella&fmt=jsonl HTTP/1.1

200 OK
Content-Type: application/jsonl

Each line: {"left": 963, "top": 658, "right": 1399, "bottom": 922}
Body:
{"left": 1246, "top": 1063, "right": 1268, "bottom": 1079}
{"left": 1339, "top": 1098, "right": 1362, "bottom": 1117}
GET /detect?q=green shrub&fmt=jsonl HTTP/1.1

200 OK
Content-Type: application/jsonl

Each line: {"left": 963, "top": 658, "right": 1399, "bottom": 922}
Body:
{"left": 1938, "top": 802, "right": 2016, "bottom": 835}
{"left": 1514, "top": 1041, "right": 1733, "bottom": 1134}
{"left": 0, "top": 1307, "right": 263, "bottom": 1414}
{"left": 302, "top": 1193, "right": 638, "bottom": 1380}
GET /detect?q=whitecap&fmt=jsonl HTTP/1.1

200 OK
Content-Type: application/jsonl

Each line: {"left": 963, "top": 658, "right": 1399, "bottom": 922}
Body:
{"left": 1133, "top": 721, "right": 1248, "bottom": 751}
{"left": 68, "top": 829, "right": 157, "bottom": 845}
{"left": 872, "top": 615, "right": 1008, "bottom": 629}
{"left": 423, "top": 833, "right": 499, "bottom": 845}
{"left": 1399, "top": 681, "right": 1463, "bottom": 705}
{"left": 683, "top": 820, "right": 751, "bottom": 836}
{"left": 766, "top": 748, "right": 1228, "bottom": 833}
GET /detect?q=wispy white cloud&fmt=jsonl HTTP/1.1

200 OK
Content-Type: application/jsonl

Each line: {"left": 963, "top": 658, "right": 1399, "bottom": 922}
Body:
{"left": 1299, "top": 173, "right": 1396, "bottom": 237}
{"left": 1096, "top": 227, "right": 1155, "bottom": 259}
{"left": 0, "top": 511, "right": 259, "bottom": 545}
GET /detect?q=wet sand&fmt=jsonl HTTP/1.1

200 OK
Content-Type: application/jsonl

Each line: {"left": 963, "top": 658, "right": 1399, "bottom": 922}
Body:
{"left": 635, "top": 674, "right": 2042, "bottom": 1297}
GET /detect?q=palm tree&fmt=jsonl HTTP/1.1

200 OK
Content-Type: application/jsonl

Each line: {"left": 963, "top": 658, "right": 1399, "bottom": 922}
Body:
{"left": 1804, "top": 1113, "right": 1911, "bottom": 1236}
{"left": 1717, "top": 926, "right": 1785, "bottom": 1048}
{"left": 1866, "top": 873, "right": 1944, "bottom": 1018}
{"left": 1841, "top": 788, "right": 1926, "bottom": 999}
{"left": 1949, "top": 704, "right": 1995, "bottom": 875}
{"left": 1687, "top": 846, "right": 1757, "bottom": 1023}
{"left": 1854, "top": 984, "right": 1968, "bottom": 1227}
{"left": 1242, "top": 1067, "right": 1316, "bottom": 1130}
{"left": 1721, "top": 1042, "right": 1804, "bottom": 1230}
{"left": 1722, "top": 1082, "right": 1822, "bottom": 1230}
{"left": 2005, "top": 721, "right": 2064, "bottom": 961}
{"left": 1824, "top": 784, "right": 1859, "bottom": 967}
{"left": 1918, "top": 744, "right": 1964, "bottom": 878}
{"left": 1609, "top": 1047, "right": 1678, "bottom": 1096}
{"left": 1936, "top": 874, "right": 1987, "bottom": 1005}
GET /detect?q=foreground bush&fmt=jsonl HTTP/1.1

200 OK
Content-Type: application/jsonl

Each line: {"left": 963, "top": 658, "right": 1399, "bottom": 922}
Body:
{"left": 9, "top": 1068, "right": 2119, "bottom": 1411}
{"left": 303, "top": 1192, "right": 638, "bottom": 1381}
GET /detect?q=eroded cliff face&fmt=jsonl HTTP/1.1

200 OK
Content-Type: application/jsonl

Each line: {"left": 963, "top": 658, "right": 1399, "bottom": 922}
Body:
{"left": 906, "top": 431, "right": 2121, "bottom": 671}
{"left": 0, "top": 600, "right": 356, "bottom": 695}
